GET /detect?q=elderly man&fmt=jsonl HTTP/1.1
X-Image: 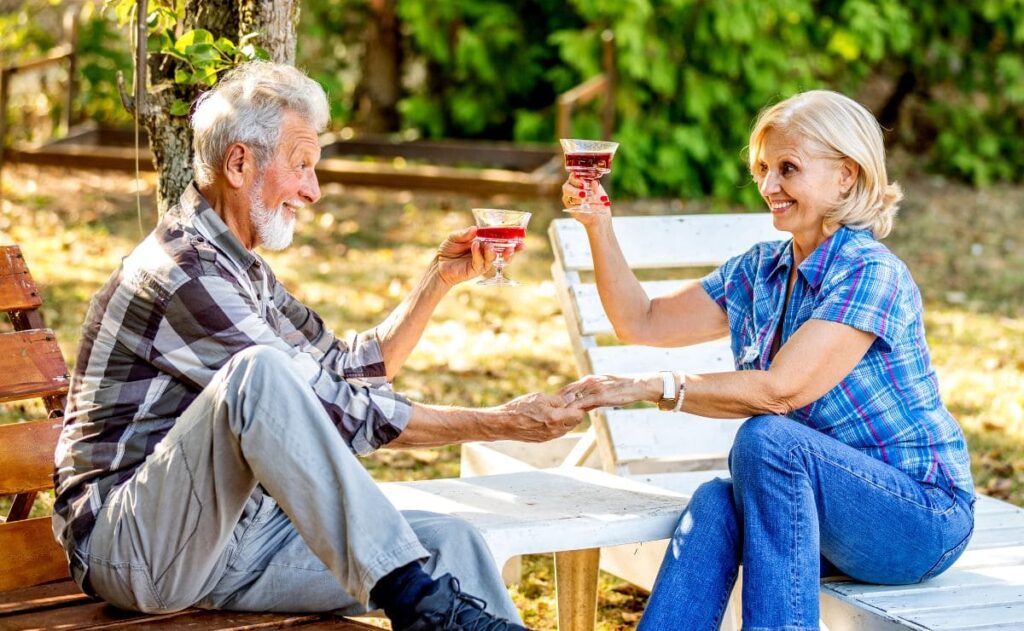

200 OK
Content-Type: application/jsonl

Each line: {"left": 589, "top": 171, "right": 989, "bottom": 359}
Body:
{"left": 52, "top": 61, "right": 581, "bottom": 631}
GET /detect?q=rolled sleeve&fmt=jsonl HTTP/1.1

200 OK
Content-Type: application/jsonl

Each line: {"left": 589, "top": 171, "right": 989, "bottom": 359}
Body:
{"left": 811, "top": 259, "right": 908, "bottom": 352}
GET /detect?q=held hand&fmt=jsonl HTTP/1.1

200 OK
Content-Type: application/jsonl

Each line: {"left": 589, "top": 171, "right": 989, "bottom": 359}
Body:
{"left": 561, "top": 177, "right": 611, "bottom": 227}
{"left": 495, "top": 392, "right": 586, "bottom": 442}
{"left": 435, "top": 226, "right": 502, "bottom": 287}
{"left": 559, "top": 373, "right": 661, "bottom": 411}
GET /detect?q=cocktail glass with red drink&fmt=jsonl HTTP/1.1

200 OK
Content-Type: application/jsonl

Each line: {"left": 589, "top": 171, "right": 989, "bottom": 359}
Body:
{"left": 472, "top": 208, "right": 531, "bottom": 287}
{"left": 559, "top": 139, "right": 619, "bottom": 213}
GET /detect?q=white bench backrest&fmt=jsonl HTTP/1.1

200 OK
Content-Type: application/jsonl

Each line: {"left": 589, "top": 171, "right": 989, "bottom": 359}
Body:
{"left": 549, "top": 213, "right": 788, "bottom": 475}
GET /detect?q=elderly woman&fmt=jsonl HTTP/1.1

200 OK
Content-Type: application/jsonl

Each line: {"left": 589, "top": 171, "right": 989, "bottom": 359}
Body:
{"left": 560, "top": 90, "right": 974, "bottom": 630}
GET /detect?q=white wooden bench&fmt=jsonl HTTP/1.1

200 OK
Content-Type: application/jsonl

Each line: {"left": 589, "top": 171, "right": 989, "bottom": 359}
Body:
{"left": 462, "top": 213, "right": 1024, "bottom": 630}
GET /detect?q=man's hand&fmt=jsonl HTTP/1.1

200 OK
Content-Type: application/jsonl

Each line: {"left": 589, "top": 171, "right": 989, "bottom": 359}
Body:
{"left": 434, "top": 226, "right": 506, "bottom": 287}
{"left": 559, "top": 373, "right": 661, "bottom": 411}
{"left": 493, "top": 392, "right": 586, "bottom": 442}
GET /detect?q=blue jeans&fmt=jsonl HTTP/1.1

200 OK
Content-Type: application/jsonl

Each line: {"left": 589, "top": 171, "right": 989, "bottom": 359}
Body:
{"left": 638, "top": 415, "right": 975, "bottom": 631}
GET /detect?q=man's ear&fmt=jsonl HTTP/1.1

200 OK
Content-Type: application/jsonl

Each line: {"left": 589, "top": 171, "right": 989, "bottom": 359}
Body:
{"left": 839, "top": 158, "right": 859, "bottom": 195}
{"left": 222, "top": 143, "right": 248, "bottom": 188}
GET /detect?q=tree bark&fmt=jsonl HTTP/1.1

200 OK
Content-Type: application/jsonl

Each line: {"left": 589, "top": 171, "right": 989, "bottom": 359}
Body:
{"left": 138, "top": 0, "right": 299, "bottom": 213}
{"left": 356, "top": 0, "right": 401, "bottom": 133}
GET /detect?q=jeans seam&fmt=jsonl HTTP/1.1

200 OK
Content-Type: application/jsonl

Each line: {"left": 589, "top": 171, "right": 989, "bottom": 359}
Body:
{"left": 787, "top": 443, "right": 949, "bottom": 513}
{"left": 151, "top": 444, "right": 203, "bottom": 589}
{"left": 711, "top": 567, "right": 738, "bottom": 631}
{"left": 787, "top": 447, "right": 804, "bottom": 626}
{"left": 919, "top": 523, "right": 974, "bottom": 582}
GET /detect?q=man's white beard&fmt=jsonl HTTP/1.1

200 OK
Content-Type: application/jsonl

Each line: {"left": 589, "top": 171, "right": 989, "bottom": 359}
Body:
{"left": 249, "top": 181, "right": 297, "bottom": 252}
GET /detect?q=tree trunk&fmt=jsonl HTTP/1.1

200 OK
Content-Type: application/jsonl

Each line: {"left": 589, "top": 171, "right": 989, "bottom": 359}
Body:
{"left": 137, "top": 0, "right": 300, "bottom": 213}
{"left": 356, "top": 0, "right": 401, "bottom": 133}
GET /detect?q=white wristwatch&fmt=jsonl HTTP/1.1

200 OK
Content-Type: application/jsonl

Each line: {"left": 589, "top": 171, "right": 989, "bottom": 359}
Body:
{"left": 657, "top": 371, "right": 677, "bottom": 411}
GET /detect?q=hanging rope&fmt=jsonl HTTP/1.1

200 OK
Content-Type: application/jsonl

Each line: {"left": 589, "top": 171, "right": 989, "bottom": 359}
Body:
{"left": 133, "top": 0, "right": 147, "bottom": 238}
{"left": 118, "top": 0, "right": 148, "bottom": 238}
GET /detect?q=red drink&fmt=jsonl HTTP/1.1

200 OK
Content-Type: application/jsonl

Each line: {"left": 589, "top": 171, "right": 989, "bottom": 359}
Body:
{"left": 477, "top": 226, "right": 526, "bottom": 242}
{"left": 564, "top": 151, "right": 614, "bottom": 180}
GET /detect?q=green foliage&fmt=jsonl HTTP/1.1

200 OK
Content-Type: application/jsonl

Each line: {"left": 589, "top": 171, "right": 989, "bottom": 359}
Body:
{"left": 0, "top": 2, "right": 59, "bottom": 66}
{"left": 394, "top": 0, "right": 583, "bottom": 138}
{"left": 10, "top": 1, "right": 1024, "bottom": 198}
{"left": 295, "top": 2, "right": 364, "bottom": 123}
{"left": 298, "top": 0, "right": 1024, "bottom": 202}
{"left": 551, "top": 0, "right": 911, "bottom": 201}
{"left": 104, "top": 0, "right": 269, "bottom": 116}
{"left": 76, "top": 6, "right": 134, "bottom": 126}
{"left": 557, "top": 0, "right": 1024, "bottom": 198}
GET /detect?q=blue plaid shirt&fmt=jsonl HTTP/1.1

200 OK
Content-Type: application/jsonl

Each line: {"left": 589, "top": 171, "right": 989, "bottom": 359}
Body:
{"left": 701, "top": 225, "right": 973, "bottom": 494}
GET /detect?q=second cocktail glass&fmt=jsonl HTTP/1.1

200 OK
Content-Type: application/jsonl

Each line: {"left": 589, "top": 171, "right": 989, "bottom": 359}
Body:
{"left": 472, "top": 208, "right": 531, "bottom": 287}
{"left": 560, "top": 138, "right": 619, "bottom": 213}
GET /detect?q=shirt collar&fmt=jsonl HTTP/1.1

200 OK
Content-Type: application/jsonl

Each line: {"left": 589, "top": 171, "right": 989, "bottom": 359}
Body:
{"left": 796, "top": 225, "right": 859, "bottom": 290}
{"left": 766, "top": 240, "right": 794, "bottom": 283}
{"left": 176, "top": 182, "right": 258, "bottom": 271}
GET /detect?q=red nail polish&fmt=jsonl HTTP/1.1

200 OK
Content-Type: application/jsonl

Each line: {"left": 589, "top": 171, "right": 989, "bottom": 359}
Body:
{"left": 604, "top": 202, "right": 611, "bottom": 207}
{"left": 578, "top": 191, "right": 586, "bottom": 198}
{"left": 600, "top": 195, "right": 609, "bottom": 202}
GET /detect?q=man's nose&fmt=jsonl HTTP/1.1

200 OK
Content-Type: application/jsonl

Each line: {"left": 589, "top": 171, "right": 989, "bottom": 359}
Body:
{"left": 300, "top": 170, "right": 321, "bottom": 205}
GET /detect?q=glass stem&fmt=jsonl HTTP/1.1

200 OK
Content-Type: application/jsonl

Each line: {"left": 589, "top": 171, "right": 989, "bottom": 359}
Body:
{"left": 580, "top": 179, "right": 591, "bottom": 211}
{"left": 493, "top": 249, "right": 507, "bottom": 280}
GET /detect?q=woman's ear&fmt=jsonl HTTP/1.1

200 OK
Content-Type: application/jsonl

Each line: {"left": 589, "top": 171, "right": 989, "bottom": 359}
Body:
{"left": 839, "top": 158, "right": 859, "bottom": 195}
{"left": 222, "top": 143, "right": 249, "bottom": 188}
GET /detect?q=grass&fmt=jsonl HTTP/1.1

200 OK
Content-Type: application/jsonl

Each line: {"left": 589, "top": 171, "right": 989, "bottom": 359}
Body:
{"left": 1, "top": 164, "right": 1022, "bottom": 629}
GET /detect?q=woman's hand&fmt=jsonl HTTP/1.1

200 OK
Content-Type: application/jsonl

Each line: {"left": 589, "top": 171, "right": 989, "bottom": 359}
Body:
{"left": 560, "top": 373, "right": 662, "bottom": 411}
{"left": 561, "top": 176, "right": 612, "bottom": 227}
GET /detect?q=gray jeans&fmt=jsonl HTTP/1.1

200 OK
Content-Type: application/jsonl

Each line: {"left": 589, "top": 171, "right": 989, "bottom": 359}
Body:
{"left": 80, "top": 345, "right": 519, "bottom": 621}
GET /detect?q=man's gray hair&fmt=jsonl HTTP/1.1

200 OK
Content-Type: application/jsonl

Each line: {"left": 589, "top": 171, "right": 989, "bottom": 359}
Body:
{"left": 191, "top": 61, "right": 330, "bottom": 187}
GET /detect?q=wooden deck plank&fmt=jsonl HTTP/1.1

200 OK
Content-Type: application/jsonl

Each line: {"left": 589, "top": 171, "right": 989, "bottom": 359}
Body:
{"left": 975, "top": 496, "right": 1024, "bottom": 516}
{"left": 293, "top": 620, "right": 386, "bottom": 630}
{"left": 0, "top": 584, "right": 378, "bottom": 630}
{"left": 0, "top": 418, "right": 64, "bottom": 495}
{"left": 966, "top": 526, "right": 1024, "bottom": 549}
{"left": 907, "top": 602, "right": 1024, "bottom": 629}
{"left": 0, "top": 600, "right": 164, "bottom": 630}
{"left": 0, "top": 517, "right": 71, "bottom": 592}
{"left": 0, "top": 580, "right": 88, "bottom": 616}
{"left": 0, "top": 329, "right": 70, "bottom": 403}
{"left": 88, "top": 610, "right": 328, "bottom": 629}
{"left": 871, "top": 582, "right": 1024, "bottom": 614}
{"left": 0, "top": 246, "right": 42, "bottom": 311}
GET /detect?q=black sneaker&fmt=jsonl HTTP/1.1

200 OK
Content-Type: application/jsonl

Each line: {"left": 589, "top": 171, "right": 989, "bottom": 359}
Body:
{"left": 399, "top": 573, "right": 530, "bottom": 631}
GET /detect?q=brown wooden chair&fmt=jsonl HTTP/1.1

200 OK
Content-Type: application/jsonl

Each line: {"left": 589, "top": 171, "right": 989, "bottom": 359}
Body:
{"left": 0, "top": 244, "right": 375, "bottom": 630}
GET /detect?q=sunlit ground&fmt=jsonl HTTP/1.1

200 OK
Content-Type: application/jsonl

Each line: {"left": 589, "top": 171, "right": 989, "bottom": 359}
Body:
{"left": 1, "top": 163, "right": 1021, "bottom": 629}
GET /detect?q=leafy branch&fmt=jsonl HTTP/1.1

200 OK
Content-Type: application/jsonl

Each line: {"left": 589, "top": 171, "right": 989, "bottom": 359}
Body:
{"left": 105, "top": 0, "right": 269, "bottom": 116}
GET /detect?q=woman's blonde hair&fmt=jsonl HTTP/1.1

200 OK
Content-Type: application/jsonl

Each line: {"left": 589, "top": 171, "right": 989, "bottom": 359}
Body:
{"left": 748, "top": 90, "right": 902, "bottom": 238}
